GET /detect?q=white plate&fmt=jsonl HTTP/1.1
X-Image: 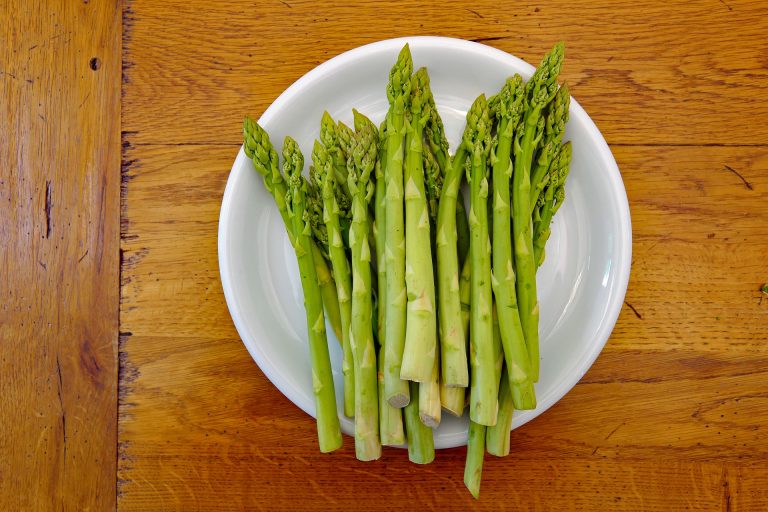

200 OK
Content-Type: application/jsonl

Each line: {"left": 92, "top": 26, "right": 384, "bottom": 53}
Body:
{"left": 218, "top": 36, "right": 631, "bottom": 449}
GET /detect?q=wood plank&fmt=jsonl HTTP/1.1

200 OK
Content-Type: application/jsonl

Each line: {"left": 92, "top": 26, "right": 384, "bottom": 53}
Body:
{"left": 121, "top": 0, "right": 768, "bottom": 146}
{"left": 117, "top": 142, "right": 768, "bottom": 508}
{"left": 0, "top": 1, "right": 121, "bottom": 510}
{"left": 120, "top": 452, "right": 734, "bottom": 511}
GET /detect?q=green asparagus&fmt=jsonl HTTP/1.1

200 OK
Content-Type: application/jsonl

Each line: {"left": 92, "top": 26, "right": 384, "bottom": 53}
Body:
{"left": 512, "top": 42, "right": 565, "bottom": 382}
{"left": 427, "top": 144, "right": 463, "bottom": 418}
{"left": 466, "top": 94, "right": 497, "bottom": 426}
{"left": 464, "top": 420, "right": 486, "bottom": 499}
{"left": 490, "top": 75, "right": 536, "bottom": 410}
{"left": 283, "top": 136, "right": 343, "bottom": 453}
{"left": 486, "top": 364, "right": 514, "bottom": 456}
{"left": 421, "top": 85, "right": 470, "bottom": 268}
{"left": 375, "top": 119, "right": 406, "bottom": 445}
{"left": 401, "top": 68, "right": 438, "bottom": 384}
{"left": 382, "top": 44, "right": 413, "bottom": 408}
{"left": 484, "top": 305, "right": 514, "bottom": 456}
{"left": 534, "top": 142, "right": 572, "bottom": 266}
{"left": 435, "top": 100, "right": 481, "bottom": 390}
{"left": 313, "top": 141, "right": 355, "bottom": 419}
{"left": 404, "top": 381, "right": 435, "bottom": 464}
{"left": 243, "top": 117, "right": 344, "bottom": 342}
{"left": 530, "top": 83, "right": 570, "bottom": 206}
{"left": 347, "top": 112, "right": 382, "bottom": 461}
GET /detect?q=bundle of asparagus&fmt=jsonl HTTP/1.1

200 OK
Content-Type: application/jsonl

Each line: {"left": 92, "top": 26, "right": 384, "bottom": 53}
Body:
{"left": 243, "top": 41, "right": 572, "bottom": 498}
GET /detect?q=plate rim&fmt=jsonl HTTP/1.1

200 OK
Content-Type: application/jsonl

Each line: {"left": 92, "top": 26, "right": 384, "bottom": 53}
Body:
{"left": 218, "top": 36, "right": 632, "bottom": 448}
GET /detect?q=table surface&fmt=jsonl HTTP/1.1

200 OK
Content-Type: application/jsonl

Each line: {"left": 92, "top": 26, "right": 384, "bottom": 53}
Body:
{"left": 2, "top": 0, "right": 768, "bottom": 510}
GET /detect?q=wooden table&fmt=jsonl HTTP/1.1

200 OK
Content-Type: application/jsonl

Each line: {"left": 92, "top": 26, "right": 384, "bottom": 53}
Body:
{"left": 3, "top": 0, "right": 767, "bottom": 510}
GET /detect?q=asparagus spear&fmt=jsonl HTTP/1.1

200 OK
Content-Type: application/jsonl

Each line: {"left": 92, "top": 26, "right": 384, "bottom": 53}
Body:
{"left": 490, "top": 75, "right": 536, "bottom": 410}
{"left": 486, "top": 364, "right": 514, "bottom": 456}
{"left": 378, "top": 348, "right": 405, "bottom": 445}
{"left": 375, "top": 119, "right": 389, "bottom": 344}
{"left": 512, "top": 42, "right": 565, "bottom": 382}
{"left": 243, "top": 118, "right": 344, "bottom": 342}
{"left": 530, "top": 84, "right": 570, "bottom": 206}
{"left": 418, "top": 349, "right": 441, "bottom": 427}
{"left": 426, "top": 144, "right": 462, "bottom": 419}
{"left": 483, "top": 303, "right": 514, "bottom": 455}
{"left": 464, "top": 420, "right": 486, "bottom": 499}
{"left": 404, "top": 381, "right": 435, "bottom": 464}
{"left": 424, "top": 89, "right": 471, "bottom": 421}
{"left": 282, "top": 136, "right": 343, "bottom": 453}
{"left": 382, "top": 44, "right": 413, "bottom": 408}
{"left": 312, "top": 141, "right": 355, "bottom": 419}
{"left": 435, "top": 99, "right": 487, "bottom": 390}
{"left": 401, "top": 68, "right": 438, "bottom": 384}
{"left": 534, "top": 142, "right": 572, "bottom": 266}
{"left": 441, "top": 215, "right": 472, "bottom": 418}
{"left": 464, "top": 257, "right": 493, "bottom": 497}
{"left": 375, "top": 119, "right": 406, "bottom": 446}
{"left": 346, "top": 112, "right": 382, "bottom": 461}
{"left": 423, "top": 88, "right": 470, "bottom": 267}
{"left": 466, "top": 94, "right": 497, "bottom": 427}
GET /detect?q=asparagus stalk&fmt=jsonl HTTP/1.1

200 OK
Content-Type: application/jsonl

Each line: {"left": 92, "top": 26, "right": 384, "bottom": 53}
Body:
{"left": 464, "top": 254, "right": 490, "bottom": 496}
{"left": 243, "top": 118, "right": 344, "bottom": 342}
{"left": 530, "top": 84, "right": 570, "bottom": 206}
{"left": 404, "top": 381, "right": 435, "bottom": 464}
{"left": 346, "top": 112, "right": 382, "bottom": 461}
{"left": 378, "top": 345, "right": 405, "bottom": 445}
{"left": 485, "top": 300, "right": 515, "bottom": 456}
{"left": 382, "top": 44, "right": 413, "bottom": 408}
{"left": 401, "top": 68, "right": 438, "bottom": 383}
{"left": 459, "top": 256, "right": 471, "bottom": 340}
{"left": 490, "top": 75, "right": 536, "bottom": 410}
{"left": 440, "top": 378, "right": 465, "bottom": 417}
{"left": 375, "top": 119, "right": 389, "bottom": 344}
{"left": 455, "top": 196, "right": 471, "bottom": 268}
{"left": 486, "top": 364, "right": 514, "bottom": 456}
{"left": 512, "top": 42, "right": 565, "bottom": 382}
{"left": 464, "top": 420, "right": 486, "bottom": 499}
{"left": 318, "top": 259, "right": 344, "bottom": 342}
{"left": 374, "top": 119, "right": 406, "bottom": 445}
{"left": 466, "top": 94, "right": 497, "bottom": 427}
{"left": 441, "top": 255, "right": 472, "bottom": 416}
{"left": 491, "top": 305, "right": 504, "bottom": 396}
{"left": 424, "top": 92, "right": 471, "bottom": 419}
{"left": 426, "top": 144, "right": 463, "bottom": 418}
{"left": 435, "top": 100, "right": 486, "bottom": 390}
{"left": 534, "top": 142, "right": 572, "bottom": 266}
{"left": 312, "top": 141, "right": 355, "bottom": 419}
{"left": 424, "top": 102, "right": 470, "bottom": 268}
{"left": 282, "top": 136, "right": 343, "bottom": 453}
{"left": 418, "top": 349, "right": 441, "bottom": 427}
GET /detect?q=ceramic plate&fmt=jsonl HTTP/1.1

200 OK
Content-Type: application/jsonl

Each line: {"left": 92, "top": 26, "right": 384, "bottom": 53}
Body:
{"left": 218, "top": 36, "right": 632, "bottom": 448}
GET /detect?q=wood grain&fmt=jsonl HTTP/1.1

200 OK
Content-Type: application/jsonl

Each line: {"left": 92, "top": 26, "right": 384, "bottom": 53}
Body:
{"left": 117, "top": 141, "right": 768, "bottom": 509}
{"left": 121, "top": 0, "right": 768, "bottom": 146}
{"left": 0, "top": 0, "right": 121, "bottom": 510}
